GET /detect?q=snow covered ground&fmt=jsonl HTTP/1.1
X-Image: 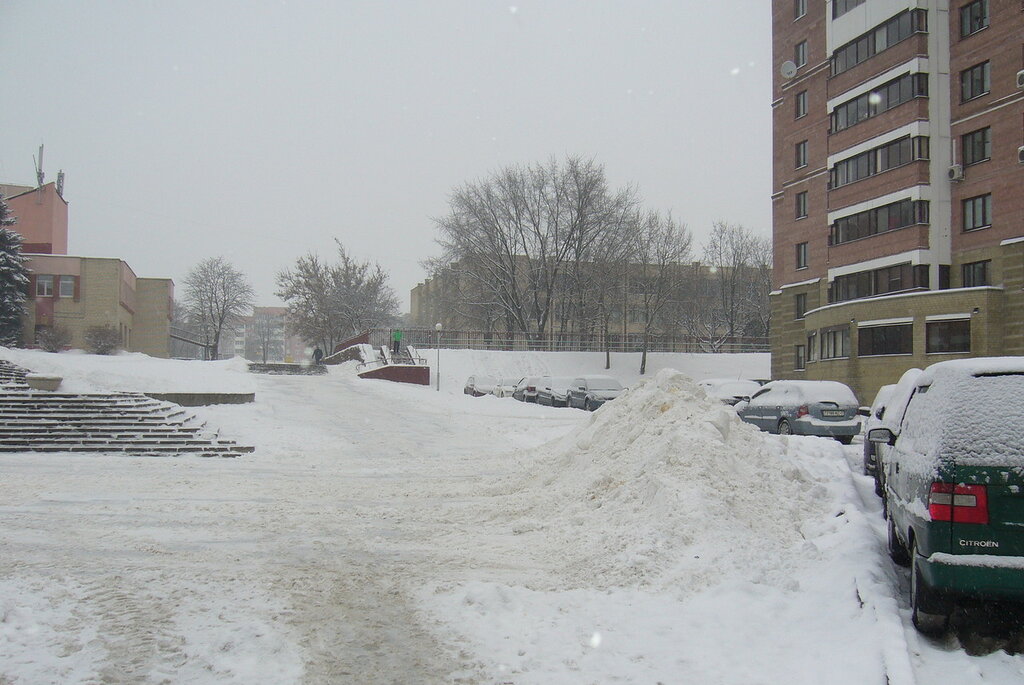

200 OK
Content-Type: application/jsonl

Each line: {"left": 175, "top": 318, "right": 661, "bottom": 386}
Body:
{"left": 1, "top": 347, "right": 1023, "bottom": 684}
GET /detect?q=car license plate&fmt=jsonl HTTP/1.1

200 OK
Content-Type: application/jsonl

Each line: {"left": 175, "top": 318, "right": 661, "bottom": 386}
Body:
{"left": 821, "top": 409, "right": 845, "bottom": 417}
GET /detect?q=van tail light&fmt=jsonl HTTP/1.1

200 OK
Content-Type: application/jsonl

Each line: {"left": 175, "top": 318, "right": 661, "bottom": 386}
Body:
{"left": 928, "top": 482, "right": 989, "bottom": 524}
{"left": 796, "top": 405, "right": 809, "bottom": 418}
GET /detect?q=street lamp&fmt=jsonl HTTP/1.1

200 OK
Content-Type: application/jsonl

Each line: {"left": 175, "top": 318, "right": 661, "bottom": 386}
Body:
{"left": 434, "top": 322, "right": 443, "bottom": 392}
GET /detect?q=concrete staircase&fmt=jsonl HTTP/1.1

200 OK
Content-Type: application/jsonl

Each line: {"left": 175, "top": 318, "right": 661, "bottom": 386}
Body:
{"left": 0, "top": 359, "right": 254, "bottom": 457}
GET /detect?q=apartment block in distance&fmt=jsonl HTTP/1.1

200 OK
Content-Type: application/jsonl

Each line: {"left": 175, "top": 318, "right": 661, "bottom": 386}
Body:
{"left": 771, "top": 0, "right": 1024, "bottom": 402}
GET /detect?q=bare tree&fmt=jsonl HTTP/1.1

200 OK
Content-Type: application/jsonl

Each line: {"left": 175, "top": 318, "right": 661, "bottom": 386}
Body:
{"left": 277, "top": 240, "right": 399, "bottom": 353}
{"left": 248, "top": 311, "right": 282, "bottom": 363}
{"left": 432, "top": 155, "right": 637, "bottom": 341}
{"left": 183, "top": 257, "right": 255, "bottom": 359}
{"left": 676, "top": 222, "right": 770, "bottom": 351}
{"left": 629, "top": 211, "right": 692, "bottom": 374}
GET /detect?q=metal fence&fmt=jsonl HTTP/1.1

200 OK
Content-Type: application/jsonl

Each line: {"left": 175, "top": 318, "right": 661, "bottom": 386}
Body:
{"left": 365, "top": 328, "right": 768, "bottom": 354}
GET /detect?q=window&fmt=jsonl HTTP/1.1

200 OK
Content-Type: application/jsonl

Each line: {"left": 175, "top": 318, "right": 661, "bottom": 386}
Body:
{"left": 858, "top": 324, "right": 912, "bottom": 356}
{"left": 806, "top": 331, "right": 818, "bottom": 362}
{"left": 963, "top": 194, "right": 992, "bottom": 231}
{"left": 961, "top": 61, "right": 990, "bottom": 102}
{"left": 795, "top": 90, "right": 807, "bottom": 119}
{"left": 794, "top": 0, "right": 807, "bottom": 20}
{"left": 962, "top": 260, "right": 990, "bottom": 287}
{"left": 795, "top": 242, "right": 808, "bottom": 269}
{"left": 795, "top": 191, "right": 808, "bottom": 219}
{"left": 829, "top": 136, "right": 929, "bottom": 189}
{"left": 794, "top": 293, "right": 807, "bottom": 319}
{"left": 795, "top": 41, "right": 807, "bottom": 68}
{"left": 926, "top": 319, "right": 970, "bottom": 353}
{"left": 960, "top": 0, "right": 988, "bottom": 38}
{"left": 35, "top": 275, "right": 54, "bottom": 297}
{"left": 831, "top": 10, "right": 927, "bottom": 76}
{"left": 821, "top": 325, "right": 850, "bottom": 359}
{"left": 828, "top": 263, "right": 929, "bottom": 303}
{"left": 962, "top": 127, "right": 991, "bottom": 166}
{"left": 795, "top": 140, "right": 808, "bottom": 168}
{"left": 833, "top": 0, "right": 866, "bottom": 19}
{"left": 795, "top": 344, "right": 806, "bottom": 370}
{"left": 58, "top": 275, "right": 75, "bottom": 298}
{"left": 830, "top": 199, "right": 928, "bottom": 245}
{"left": 830, "top": 73, "right": 928, "bottom": 133}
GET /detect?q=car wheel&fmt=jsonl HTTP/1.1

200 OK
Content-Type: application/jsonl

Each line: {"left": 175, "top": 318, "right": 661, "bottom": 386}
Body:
{"left": 911, "top": 539, "right": 952, "bottom": 636}
{"left": 837, "top": 435, "right": 854, "bottom": 445}
{"left": 874, "top": 470, "right": 884, "bottom": 498}
{"left": 887, "top": 514, "right": 910, "bottom": 567}
{"left": 777, "top": 419, "right": 792, "bottom": 435}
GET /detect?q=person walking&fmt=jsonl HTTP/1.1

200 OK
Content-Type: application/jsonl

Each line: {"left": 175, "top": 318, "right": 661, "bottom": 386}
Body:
{"left": 391, "top": 329, "right": 403, "bottom": 355}
{"left": 313, "top": 347, "right": 324, "bottom": 365}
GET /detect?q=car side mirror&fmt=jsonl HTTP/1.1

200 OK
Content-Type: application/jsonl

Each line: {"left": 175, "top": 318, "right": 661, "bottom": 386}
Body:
{"left": 866, "top": 427, "right": 896, "bottom": 446}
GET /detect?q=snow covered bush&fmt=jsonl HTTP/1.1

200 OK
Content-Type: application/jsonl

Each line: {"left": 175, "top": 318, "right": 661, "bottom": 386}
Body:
{"left": 84, "top": 325, "right": 121, "bottom": 355}
{"left": 35, "top": 325, "right": 72, "bottom": 353}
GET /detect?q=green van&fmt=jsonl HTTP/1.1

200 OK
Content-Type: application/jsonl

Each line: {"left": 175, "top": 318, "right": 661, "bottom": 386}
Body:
{"left": 869, "top": 357, "right": 1024, "bottom": 635}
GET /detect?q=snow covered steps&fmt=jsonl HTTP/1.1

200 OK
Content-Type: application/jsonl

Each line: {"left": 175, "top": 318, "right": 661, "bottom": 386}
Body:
{"left": 0, "top": 362, "right": 253, "bottom": 457}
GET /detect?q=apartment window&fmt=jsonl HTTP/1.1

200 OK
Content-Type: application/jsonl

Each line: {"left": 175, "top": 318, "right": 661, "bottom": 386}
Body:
{"left": 795, "top": 242, "right": 808, "bottom": 269}
{"left": 795, "top": 41, "right": 807, "bottom": 68}
{"left": 806, "top": 331, "right": 818, "bottom": 362}
{"left": 795, "top": 0, "right": 807, "bottom": 20}
{"left": 962, "top": 260, "right": 990, "bottom": 287}
{"left": 960, "top": 0, "right": 988, "bottom": 38}
{"left": 828, "top": 263, "right": 929, "bottom": 303}
{"left": 821, "top": 325, "right": 850, "bottom": 359}
{"left": 35, "top": 275, "right": 54, "bottom": 297}
{"left": 795, "top": 90, "right": 808, "bottom": 119}
{"left": 795, "top": 344, "right": 806, "bottom": 370}
{"left": 858, "top": 324, "right": 912, "bottom": 356}
{"left": 794, "top": 293, "right": 807, "bottom": 319}
{"left": 961, "top": 61, "right": 990, "bottom": 102}
{"left": 795, "top": 140, "right": 808, "bottom": 168}
{"left": 830, "top": 199, "right": 929, "bottom": 245}
{"left": 962, "top": 127, "right": 991, "bottom": 166}
{"left": 795, "top": 191, "right": 808, "bottom": 219}
{"left": 830, "top": 73, "right": 928, "bottom": 133}
{"left": 831, "top": 10, "right": 927, "bottom": 76}
{"left": 58, "top": 275, "right": 75, "bottom": 298}
{"left": 833, "top": 0, "right": 866, "bottom": 19}
{"left": 963, "top": 194, "right": 992, "bottom": 231}
{"left": 926, "top": 319, "right": 970, "bottom": 353}
{"left": 829, "top": 136, "right": 929, "bottom": 189}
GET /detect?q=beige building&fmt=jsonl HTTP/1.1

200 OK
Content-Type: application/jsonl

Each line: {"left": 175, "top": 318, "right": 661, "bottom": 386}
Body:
{"left": 771, "top": 0, "right": 1024, "bottom": 402}
{"left": 6, "top": 181, "right": 174, "bottom": 356}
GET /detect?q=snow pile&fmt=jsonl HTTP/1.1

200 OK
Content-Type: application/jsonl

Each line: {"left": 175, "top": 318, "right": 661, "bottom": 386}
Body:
{"left": 506, "top": 368, "right": 831, "bottom": 593}
{"left": 0, "top": 348, "right": 255, "bottom": 393}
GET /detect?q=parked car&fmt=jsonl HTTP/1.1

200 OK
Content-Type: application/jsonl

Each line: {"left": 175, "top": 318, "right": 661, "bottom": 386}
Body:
{"left": 862, "top": 383, "right": 896, "bottom": 478}
{"left": 735, "top": 380, "right": 861, "bottom": 443}
{"left": 512, "top": 376, "right": 542, "bottom": 403}
{"left": 536, "top": 376, "right": 575, "bottom": 407}
{"left": 869, "top": 357, "right": 1024, "bottom": 635}
{"left": 567, "top": 375, "right": 625, "bottom": 411}
{"left": 697, "top": 378, "right": 763, "bottom": 406}
{"left": 492, "top": 377, "right": 522, "bottom": 398}
{"left": 463, "top": 375, "right": 497, "bottom": 397}
{"left": 871, "top": 368, "right": 922, "bottom": 500}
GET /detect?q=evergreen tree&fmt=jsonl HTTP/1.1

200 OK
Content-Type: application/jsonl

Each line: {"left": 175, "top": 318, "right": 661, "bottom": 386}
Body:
{"left": 0, "top": 194, "right": 30, "bottom": 347}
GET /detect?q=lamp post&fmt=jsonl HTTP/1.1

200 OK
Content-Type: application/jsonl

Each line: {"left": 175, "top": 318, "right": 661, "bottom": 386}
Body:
{"left": 434, "top": 322, "right": 443, "bottom": 392}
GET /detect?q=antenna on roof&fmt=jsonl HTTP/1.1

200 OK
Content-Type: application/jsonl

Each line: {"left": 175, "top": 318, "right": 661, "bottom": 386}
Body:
{"left": 34, "top": 144, "right": 45, "bottom": 187}
{"left": 56, "top": 170, "right": 65, "bottom": 197}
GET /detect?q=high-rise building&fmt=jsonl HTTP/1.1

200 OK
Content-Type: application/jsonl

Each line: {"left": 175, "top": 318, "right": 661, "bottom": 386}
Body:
{"left": 771, "top": 0, "right": 1024, "bottom": 401}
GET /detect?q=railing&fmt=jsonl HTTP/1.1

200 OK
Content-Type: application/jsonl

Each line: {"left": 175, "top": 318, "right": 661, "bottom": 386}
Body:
{"left": 364, "top": 328, "right": 768, "bottom": 354}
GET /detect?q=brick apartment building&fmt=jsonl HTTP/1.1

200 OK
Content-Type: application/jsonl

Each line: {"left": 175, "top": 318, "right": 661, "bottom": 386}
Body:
{"left": 771, "top": 0, "right": 1024, "bottom": 402}
{"left": 2, "top": 181, "right": 174, "bottom": 356}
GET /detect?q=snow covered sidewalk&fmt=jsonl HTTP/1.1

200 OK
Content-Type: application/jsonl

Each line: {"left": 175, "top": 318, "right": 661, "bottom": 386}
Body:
{"left": 1, "top": 350, "right": 1023, "bottom": 683}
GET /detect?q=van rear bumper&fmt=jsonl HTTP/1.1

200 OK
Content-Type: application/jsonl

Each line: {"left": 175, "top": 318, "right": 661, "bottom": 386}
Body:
{"left": 921, "top": 552, "right": 1024, "bottom": 601}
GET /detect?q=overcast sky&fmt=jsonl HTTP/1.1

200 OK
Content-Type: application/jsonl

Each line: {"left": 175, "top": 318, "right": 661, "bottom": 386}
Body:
{"left": 1, "top": 1, "right": 772, "bottom": 310}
